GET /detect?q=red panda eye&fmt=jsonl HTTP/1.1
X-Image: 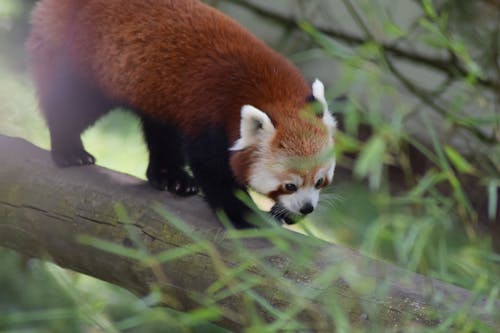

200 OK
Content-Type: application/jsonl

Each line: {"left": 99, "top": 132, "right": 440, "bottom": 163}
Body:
{"left": 284, "top": 183, "right": 298, "bottom": 193}
{"left": 315, "top": 178, "right": 324, "bottom": 189}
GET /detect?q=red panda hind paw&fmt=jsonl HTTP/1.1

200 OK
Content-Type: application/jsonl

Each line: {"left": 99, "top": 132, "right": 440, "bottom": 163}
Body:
{"left": 51, "top": 149, "right": 96, "bottom": 168}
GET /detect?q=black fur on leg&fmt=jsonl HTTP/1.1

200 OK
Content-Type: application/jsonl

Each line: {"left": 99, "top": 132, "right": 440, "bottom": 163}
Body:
{"left": 141, "top": 115, "right": 198, "bottom": 196}
{"left": 186, "top": 126, "right": 259, "bottom": 229}
{"left": 42, "top": 53, "right": 112, "bottom": 168}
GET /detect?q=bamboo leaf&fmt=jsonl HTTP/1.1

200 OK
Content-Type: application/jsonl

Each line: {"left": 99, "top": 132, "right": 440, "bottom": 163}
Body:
{"left": 444, "top": 145, "right": 475, "bottom": 174}
{"left": 354, "top": 136, "right": 386, "bottom": 189}
{"left": 488, "top": 182, "right": 499, "bottom": 221}
{"left": 422, "top": 0, "right": 437, "bottom": 19}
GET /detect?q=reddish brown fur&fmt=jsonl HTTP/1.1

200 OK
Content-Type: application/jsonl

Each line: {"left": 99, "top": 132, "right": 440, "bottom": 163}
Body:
{"left": 229, "top": 147, "right": 256, "bottom": 186}
{"left": 271, "top": 114, "right": 330, "bottom": 158}
{"left": 27, "top": 0, "right": 315, "bottom": 144}
{"left": 27, "top": 0, "right": 89, "bottom": 98}
{"left": 26, "top": 0, "right": 336, "bottom": 207}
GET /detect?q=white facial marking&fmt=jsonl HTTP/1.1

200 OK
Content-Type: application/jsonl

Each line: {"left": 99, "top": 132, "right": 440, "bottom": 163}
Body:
{"left": 230, "top": 105, "right": 275, "bottom": 151}
{"left": 279, "top": 186, "right": 320, "bottom": 214}
{"left": 284, "top": 175, "right": 303, "bottom": 188}
{"left": 248, "top": 163, "right": 282, "bottom": 195}
{"left": 312, "top": 79, "right": 337, "bottom": 134}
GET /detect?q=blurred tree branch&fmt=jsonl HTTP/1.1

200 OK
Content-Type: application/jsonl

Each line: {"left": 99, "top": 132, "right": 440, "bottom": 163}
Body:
{"left": 1, "top": 135, "right": 499, "bottom": 331}
{"left": 222, "top": 0, "right": 500, "bottom": 92}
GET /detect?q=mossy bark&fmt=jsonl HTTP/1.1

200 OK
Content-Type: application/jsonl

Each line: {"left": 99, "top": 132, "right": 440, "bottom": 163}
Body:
{"left": 0, "top": 135, "right": 497, "bottom": 331}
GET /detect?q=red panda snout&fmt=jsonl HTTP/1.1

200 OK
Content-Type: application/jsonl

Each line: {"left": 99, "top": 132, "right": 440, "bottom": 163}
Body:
{"left": 279, "top": 186, "right": 320, "bottom": 215}
{"left": 267, "top": 160, "right": 335, "bottom": 215}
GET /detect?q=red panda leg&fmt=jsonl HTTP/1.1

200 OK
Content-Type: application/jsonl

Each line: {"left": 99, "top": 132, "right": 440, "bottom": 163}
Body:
{"left": 39, "top": 56, "right": 111, "bottom": 167}
{"left": 186, "top": 127, "right": 257, "bottom": 229}
{"left": 141, "top": 115, "right": 198, "bottom": 196}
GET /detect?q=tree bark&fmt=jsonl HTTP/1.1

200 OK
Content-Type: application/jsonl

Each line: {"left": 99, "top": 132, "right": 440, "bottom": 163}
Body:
{"left": 0, "top": 135, "right": 498, "bottom": 331}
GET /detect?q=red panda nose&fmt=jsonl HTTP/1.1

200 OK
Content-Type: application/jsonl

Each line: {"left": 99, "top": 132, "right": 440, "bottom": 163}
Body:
{"left": 300, "top": 203, "right": 314, "bottom": 215}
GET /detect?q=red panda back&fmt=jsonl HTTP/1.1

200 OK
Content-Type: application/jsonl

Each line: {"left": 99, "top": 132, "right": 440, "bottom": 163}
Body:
{"left": 27, "top": 0, "right": 335, "bottom": 228}
{"left": 28, "top": 0, "right": 311, "bottom": 142}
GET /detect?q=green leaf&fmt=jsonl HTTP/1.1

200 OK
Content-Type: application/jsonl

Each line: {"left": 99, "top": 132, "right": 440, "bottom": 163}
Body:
{"left": 335, "top": 132, "right": 360, "bottom": 154}
{"left": 418, "top": 18, "right": 449, "bottom": 48}
{"left": 354, "top": 136, "right": 386, "bottom": 189}
{"left": 422, "top": 0, "right": 437, "bottom": 19}
{"left": 383, "top": 22, "right": 406, "bottom": 39}
{"left": 444, "top": 145, "right": 475, "bottom": 174}
{"left": 488, "top": 182, "right": 499, "bottom": 221}
{"left": 78, "top": 236, "right": 148, "bottom": 261}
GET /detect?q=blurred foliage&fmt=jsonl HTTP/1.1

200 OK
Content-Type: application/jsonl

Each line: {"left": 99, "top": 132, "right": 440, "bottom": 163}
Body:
{"left": 0, "top": 250, "right": 226, "bottom": 333}
{"left": 0, "top": 0, "right": 499, "bottom": 332}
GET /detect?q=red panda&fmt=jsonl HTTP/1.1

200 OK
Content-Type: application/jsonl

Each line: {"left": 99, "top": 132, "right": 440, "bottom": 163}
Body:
{"left": 26, "top": 0, "right": 337, "bottom": 228}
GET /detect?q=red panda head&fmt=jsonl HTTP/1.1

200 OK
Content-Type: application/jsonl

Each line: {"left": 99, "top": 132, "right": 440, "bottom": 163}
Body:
{"left": 230, "top": 79, "right": 336, "bottom": 216}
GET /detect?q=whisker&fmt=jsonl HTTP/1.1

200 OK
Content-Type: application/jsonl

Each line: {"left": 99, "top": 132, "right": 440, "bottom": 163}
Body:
{"left": 319, "top": 189, "right": 345, "bottom": 208}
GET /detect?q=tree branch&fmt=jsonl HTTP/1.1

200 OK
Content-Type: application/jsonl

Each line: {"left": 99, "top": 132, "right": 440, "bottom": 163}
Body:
{"left": 222, "top": 0, "right": 500, "bottom": 91}
{"left": 0, "top": 135, "right": 498, "bottom": 331}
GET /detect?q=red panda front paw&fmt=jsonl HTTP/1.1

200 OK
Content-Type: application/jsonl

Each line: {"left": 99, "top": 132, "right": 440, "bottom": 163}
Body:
{"left": 167, "top": 173, "right": 199, "bottom": 196}
{"left": 147, "top": 167, "right": 199, "bottom": 196}
{"left": 270, "top": 204, "right": 303, "bottom": 225}
{"left": 51, "top": 149, "right": 96, "bottom": 168}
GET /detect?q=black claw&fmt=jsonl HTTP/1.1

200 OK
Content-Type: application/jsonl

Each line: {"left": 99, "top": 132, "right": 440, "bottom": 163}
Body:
{"left": 168, "top": 180, "right": 181, "bottom": 193}
{"left": 147, "top": 166, "right": 199, "bottom": 196}
{"left": 171, "top": 175, "right": 199, "bottom": 197}
{"left": 52, "top": 149, "right": 96, "bottom": 168}
{"left": 84, "top": 155, "right": 96, "bottom": 164}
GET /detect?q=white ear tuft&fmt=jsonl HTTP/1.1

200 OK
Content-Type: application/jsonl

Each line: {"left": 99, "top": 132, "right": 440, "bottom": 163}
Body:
{"left": 323, "top": 111, "right": 337, "bottom": 134}
{"left": 312, "top": 79, "right": 337, "bottom": 134}
{"left": 230, "top": 105, "right": 275, "bottom": 151}
{"left": 312, "top": 79, "right": 327, "bottom": 109}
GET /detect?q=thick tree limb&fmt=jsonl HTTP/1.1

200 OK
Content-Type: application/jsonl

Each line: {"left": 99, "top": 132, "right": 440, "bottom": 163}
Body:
{"left": 0, "top": 135, "right": 498, "bottom": 331}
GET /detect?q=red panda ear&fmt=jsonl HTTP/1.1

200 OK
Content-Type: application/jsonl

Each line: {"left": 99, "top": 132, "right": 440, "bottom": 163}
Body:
{"left": 230, "top": 105, "right": 275, "bottom": 151}
{"left": 312, "top": 79, "right": 337, "bottom": 135}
